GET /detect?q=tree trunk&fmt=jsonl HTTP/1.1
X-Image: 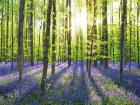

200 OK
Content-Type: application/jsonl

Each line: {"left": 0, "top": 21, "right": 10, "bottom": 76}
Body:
{"left": 17, "top": 0, "right": 25, "bottom": 81}
{"left": 80, "top": 30, "right": 83, "bottom": 66}
{"left": 1, "top": 0, "right": 4, "bottom": 62}
{"left": 111, "top": 2, "right": 115, "bottom": 64}
{"left": 137, "top": 0, "right": 140, "bottom": 68}
{"left": 68, "top": 0, "right": 72, "bottom": 67}
{"left": 37, "top": 26, "right": 41, "bottom": 64}
{"left": 102, "top": 0, "right": 108, "bottom": 68}
{"left": 51, "top": 0, "right": 56, "bottom": 79}
{"left": 6, "top": 0, "right": 9, "bottom": 64}
{"left": 86, "top": 0, "right": 91, "bottom": 76}
{"left": 30, "top": 0, "right": 34, "bottom": 66}
{"left": 93, "top": 0, "right": 97, "bottom": 67}
{"left": 40, "top": 0, "right": 52, "bottom": 100}
{"left": 129, "top": 0, "right": 132, "bottom": 70}
{"left": 11, "top": 0, "right": 14, "bottom": 68}
{"left": 120, "top": 0, "right": 127, "bottom": 80}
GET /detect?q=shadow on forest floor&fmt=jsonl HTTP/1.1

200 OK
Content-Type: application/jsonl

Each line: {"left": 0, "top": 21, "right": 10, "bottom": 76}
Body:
{"left": 89, "top": 75, "right": 111, "bottom": 105}
{"left": 1, "top": 61, "right": 140, "bottom": 104}
{"left": 18, "top": 62, "right": 91, "bottom": 105}
{"left": 0, "top": 62, "right": 69, "bottom": 104}
{"left": 14, "top": 63, "right": 70, "bottom": 104}
{"left": 0, "top": 61, "right": 63, "bottom": 76}
{"left": 96, "top": 64, "right": 140, "bottom": 97}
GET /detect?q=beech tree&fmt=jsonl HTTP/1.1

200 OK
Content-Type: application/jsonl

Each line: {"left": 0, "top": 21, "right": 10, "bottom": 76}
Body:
{"left": 17, "top": 0, "right": 25, "bottom": 81}
{"left": 51, "top": 0, "right": 56, "bottom": 79}
{"left": 40, "top": 0, "right": 52, "bottom": 100}
{"left": 120, "top": 0, "right": 127, "bottom": 80}
{"left": 101, "top": 0, "right": 108, "bottom": 68}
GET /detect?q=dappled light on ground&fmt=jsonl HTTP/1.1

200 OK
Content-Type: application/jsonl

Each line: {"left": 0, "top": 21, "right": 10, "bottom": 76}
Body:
{"left": 0, "top": 62, "right": 140, "bottom": 104}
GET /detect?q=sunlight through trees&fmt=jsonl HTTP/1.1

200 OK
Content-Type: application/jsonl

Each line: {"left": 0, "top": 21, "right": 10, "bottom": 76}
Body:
{"left": 0, "top": 0, "right": 140, "bottom": 104}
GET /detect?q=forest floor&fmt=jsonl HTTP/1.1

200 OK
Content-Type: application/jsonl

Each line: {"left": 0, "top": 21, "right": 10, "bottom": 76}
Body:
{"left": 0, "top": 61, "right": 140, "bottom": 105}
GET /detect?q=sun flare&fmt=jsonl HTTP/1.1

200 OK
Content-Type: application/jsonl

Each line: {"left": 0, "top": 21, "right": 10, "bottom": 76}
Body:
{"left": 72, "top": 8, "right": 87, "bottom": 38}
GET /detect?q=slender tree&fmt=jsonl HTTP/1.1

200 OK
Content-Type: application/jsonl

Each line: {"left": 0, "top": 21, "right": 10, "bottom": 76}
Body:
{"left": 51, "top": 0, "right": 56, "bottom": 79}
{"left": 102, "top": 0, "right": 108, "bottom": 68}
{"left": 68, "top": 0, "right": 72, "bottom": 67}
{"left": 17, "top": 0, "right": 25, "bottom": 81}
{"left": 137, "top": 0, "right": 140, "bottom": 68}
{"left": 6, "top": 0, "right": 9, "bottom": 64}
{"left": 1, "top": 0, "right": 4, "bottom": 62}
{"left": 129, "top": 0, "right": 132, "bottom": 70}
{"left": 80, "top": 30, "right": 83, "bottom": 65}
{"left": 29, "top": 0, "right": 34, "bottom": 66}
{"left": 111, "top": 1, "right": 115, "bottom": 64}
{"left": 37, "top": 25, "right": 41, "bottom": 64}
{"left": 11, "top": 0, "right": 14, "bottom": 68}
{"left": 120, "top": 0, "right": 127, "bottom": 80}
{"left": 93, "top": 0, "right": 97, "bottom": 66}
{"left": 40, "top": 0, "right": 52, "bottom": 100}
{"left": 64, "top": 0, "right": 68, "bottom": 63}
{"left": 42, "top": 0, "right": 46, "bottom": 60}
{"left": 86, "top": 0, "right": 92, "bottom": 76}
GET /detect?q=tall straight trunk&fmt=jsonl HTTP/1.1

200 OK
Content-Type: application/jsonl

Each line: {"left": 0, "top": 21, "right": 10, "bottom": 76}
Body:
{"left": 29, "top": 0, "right": 34, "bottom": 66}
{"left": 137, "top": 0, "right": 140, "bottom": 68}
{"left": 25, "top": 19, "right": 28, "bottom": 63}
{"left": 63, "top": 27, "right": 66, "bottom": 62}
{"left": 11, "top": 0, "right": 14, "bottom": 68}
{"left": 58, "top": 38, "right": 61, "bottom": 63}
{"left": 111, "top": 2, "right": 115, "bottom": 63}
{"left": 37, "top": 26, "right": 41, "bottom": 64}
{"left": 42, "top": 0, "right": 46, "bottom": 44}
{"left": 129, "top": 0, "right": 132, "bottom": 70}
{"left": 1, "top": 0, "right": 4, "bottom": 62}
{"left": 51, "top": 0, "right": 56, "bottom": 79}
{"left": 33, "top": 13, "right": 36, "bottom": 62}
{"left": 3, "top": 0, "right": 6, "bottom": 63}
{"left": 64, "top": 1, "right": 67, "bottom": 63}
{"left": 6, "top": 0, "right": 9, "bottom": 64}
{"left": 86, "top": 0, "right": 91, "bottom": 76}
{"left": 99, "top": 1, "right": 103, "bottom": 66}
{"left": 80, "top": 30, "right": 84, "bottom": 67}
{"left": 40, "top": 0, "right": 52, "bottom": 99}
{"left": 66, "top": 0, "right": 68, "bottom": 63}
{"left": 89, "top": 34, "right": 93, "bottom": 70}
{"left": 119, "top": 0, "right": 122, "bottom": 26}
{"left": 75, "top": 34, "right": 79, "bottom": 63}
{"left": 102, "top": 0, "right": 108, "bottom": 68}
{"left": 120, "top": 0, "right": 127, "bottom": 80}
{"left": 17, "top": 0, "right": 25, "bottom": 81}
{"left": 93, "top": 0, "right": 97, "bottom": 66}
{"left": 80, "top": 30, "right": 83, "bottom": 64}
{"left": 42, "top": 0, "right": 46, "bottom": 66}
{"left": 68, "top": 0, "right": 71, "bottom": 67}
